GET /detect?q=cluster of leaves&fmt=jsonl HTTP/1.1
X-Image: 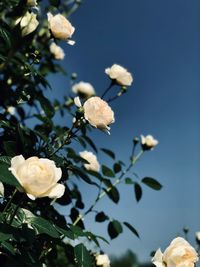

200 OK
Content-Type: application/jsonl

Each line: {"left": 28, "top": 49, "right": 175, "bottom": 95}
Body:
{"left": 0, "top": 0, "right": 162, "bottom": 267}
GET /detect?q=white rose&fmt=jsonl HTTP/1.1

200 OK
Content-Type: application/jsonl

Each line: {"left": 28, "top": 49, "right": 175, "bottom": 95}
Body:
{"left": 16, "top": 12, "right": 39, "bottom": 37}
{"left": 49, "top": 42, "right": 65, "bottom": 60}
{"left": 9, "top": 155, "right": 65, "bottom": 200}
{"left": 27, "top": 0, "right": 37, "bottom": 6}
{"left": 83, "top": 97, "right": 115, "bottom": 134}
{"left": 141, "top": 135, "right": 158, "bottom": 150}
{"left": 0, "top": 182, "right": 4, "bottom": 197}
{"left": 96, "top": 254, "right": 110, "bottom": 267}
{"left": 152, "top": 237, "right": 199, "bottom": 267}
{"left": 47, "top": 13, "right": 75, "bottom": 42}
{"left": 105, "top": 64, "right": 133, "bottom": 86}
{"left": 196, "top": 232, "right": 200, "bottom": 242}
{"left": 72, "top": 82, "right": 95, "bottom": 98}
{"left": 79, "top": 151, "right": 100, "bottom": 172}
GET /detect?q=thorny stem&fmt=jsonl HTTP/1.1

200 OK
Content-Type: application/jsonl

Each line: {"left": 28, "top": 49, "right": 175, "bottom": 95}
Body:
{"left": 73, "top": 150, "right": 144, "bottom": 226}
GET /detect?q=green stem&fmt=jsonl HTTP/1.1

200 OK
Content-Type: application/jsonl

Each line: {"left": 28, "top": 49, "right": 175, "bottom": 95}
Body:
{"left": 3, "top": 189, "right": 17, "bottom": 213}
{"left": 101, "top": 81, "right": 115, "bottom": 99}
{"left": 49, "top": 125, "right": 80, "bottom": 158}
{"left": 73, "top": 150, "right": 144, "bottom": 226}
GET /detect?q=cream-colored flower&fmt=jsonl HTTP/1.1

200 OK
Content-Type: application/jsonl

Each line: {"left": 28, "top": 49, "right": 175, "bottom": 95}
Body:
{"left": 17, "top": 11, "right": 39, "bottom": 36}
{"left": 105, "top": 64, "right": 133, "bottom": 86}
{"left": 47, "top": 13, "right": 75, "bottom": 42}
{"left": 74, "top": 96, "right": 82, "bottom": 108}
{"left": 72, "top": 82, "right": 95, "bottom": 98}
{"left": 0, "top": 182, "right": 4, "bottom": 197}
{"left": 7, "top": 106, "right": 16, "bottom": 115}
{"left": 9, "top": 155, "right": 65, "bottom": 200}
{"left": 141, "top": 135, "right": 158, "bottom": 150}
{"left": 27, "top": 0, "right": 37, "bottom": 6}
{"left": 152, "top": 237, "right": 199, "bottom": 267}
{"left": 79, "top": 151, "right": 100, "bottom": 172}
{"left": 83, "top": 97, "right": 115, "bottom": 134}
{"left": 196, "top": 232, "right": 200, "bottom": 241}
{"left": 49, "top": 42, "right": 65, "bottom": 60}
{"left": 96, "top": 254, "right": 110, "bottom": 267}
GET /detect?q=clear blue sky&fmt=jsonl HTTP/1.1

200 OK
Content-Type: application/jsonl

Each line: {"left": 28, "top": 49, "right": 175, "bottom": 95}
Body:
{"left": 48, "top": 0, "right": 200, "bottom": 263}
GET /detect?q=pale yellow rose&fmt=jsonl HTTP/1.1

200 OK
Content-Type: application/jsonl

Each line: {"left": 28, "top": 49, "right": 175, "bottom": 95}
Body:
{"left": 49, "top": 42, "right": 65, "bottom": 60}
{"left": 105, "top": 64, "right": 133, "bottom": 86}
{"left": 141, "top": 135, "right": 158, "bottom": 150}
{"left": 83, "top": 96, "right": 115, "bottom": 134}
{"left": 0, "top": 182, "right": 4, "bottom": 197}
{"left": 79, "top": 151, "right": 100, "bottom": 172}
{"left": 47, "top": 13, "right": 75, "bottom": 42}
{"left": 72, "top": 82, "right": 95, "bottom": 98}
{"left": 96, "top": 254, "right": 110, "bottom": 267}
{"left": 152, "top": 237, "right": 199, "bottom": 267}
{"left": 27, "top": 0, "right": 37, "bottom": 6}
{"left": 9, "top": 155, "right": 65, "bottom": 200}
{"left": 16, "top": 11, "right": 39, "bottom": 37}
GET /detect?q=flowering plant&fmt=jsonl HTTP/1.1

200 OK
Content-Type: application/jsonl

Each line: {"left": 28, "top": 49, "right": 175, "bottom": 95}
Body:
{"left": 0, "top": 1, "right": 164, "bottom": 266}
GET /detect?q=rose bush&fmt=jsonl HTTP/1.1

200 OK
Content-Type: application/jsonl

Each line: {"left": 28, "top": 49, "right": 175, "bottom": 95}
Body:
{"left": 0, "top": 1, "right": 166, "bottom": 267}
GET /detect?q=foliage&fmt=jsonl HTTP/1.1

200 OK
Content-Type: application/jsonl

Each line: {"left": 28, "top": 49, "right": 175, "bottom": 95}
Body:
{"left": 0, "top": 0, "right": 162, "bottom": 266}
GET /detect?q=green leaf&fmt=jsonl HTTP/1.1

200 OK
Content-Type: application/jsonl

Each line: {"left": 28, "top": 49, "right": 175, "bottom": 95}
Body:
{"left": 0, "top": 156, "right": 11, "bottom": 165}
{"left": 142, "top": 177, "right": 162, "bottom": 190}
{"left": 102, "top": 165, "right": 115, "bottom": 178}
{"left": 1, "top": 241, "right": 15, "bottom": 255}
{"left": 82, "top": 136, "right": 98, "bottom": 153}
{"left": 134, "top": 183, "right": 142, "bottom": 202}
{"left": 72, "top": 166, "right": 99, "bottom": 187}
{"left": 106, "top": 186, "right": 120, "bottom": 204}
{"left": 108, "top": 220, "right": 123, "bottom": 239}
{"left": 74, "top": 244, "right": 93, "bottom": 267}
{"left": 28, "top": 217, "right": 60, "bottom": 239}
{"left": 3, "top": 141, "right": 17, "bottom": 156}
{"left": 0, "top": 163, "right": 22, "bottom": 189}
{"left": 125, "top": 177, "right": 134, "bottom": 184}
{"left": 38, "top": 93, "right": 55, "bottom": 118}
{"left": 0, "top": 27, "right": 11, "bottom": 48}
{"left": 123, "top": 222, "right": 140, "bottom": 238}
{"left": 101, "top": 148, "right": 115, "bottom": 160}
{"left": 113, "top": 163, "right": 121, "bottom": 173}
{"left": 95, "top": 212, "right": 109, "bottom": 222}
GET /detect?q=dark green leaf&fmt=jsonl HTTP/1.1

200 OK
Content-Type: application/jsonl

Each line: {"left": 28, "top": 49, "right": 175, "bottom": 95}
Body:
{"left": 102, "top": 165, "right": 115, "bottom": 178}
{"left": 142, "top": 177, "right": 162, "bottom": 190}
{"left": 37, "top": 94, "right": 55, "bottom": 118}
{"left": 1, "top": 241, "right": 15, "bottom": 255}
{"left": 74, "top": 244, "right": 93, "bottom": 267}
{"left": 82, "top": 136, "right": 98, "bottom": 153}
{"left": 0, "top": 27, "right": 11, "bottom": 48}
{"left": 108, "top": 220, "right": 123, "bottom": 239}
{"left": 125, "top": 178, "right": 134, "bottom": 184}
{"left": 113, "top": 163, "right": 121, "bottom": 173}
{"left": 28, "top": 217, "right": 60, "bottom": 239}
{"left": 134, "top": 183, "right": 142, "bottom": 202}
{"left": 95, "top": 212, "right": 109, "bottom": 222}
{"left": 101, "top": 148, "right": 115, "bottom": 160}
{"left": 0, "top": 156, "right": 11, "bottom": 165}
{"left": 106, "top": 186, "right": 120, "bottom": 204}
{"left": 0, "top": 163, "right": 22, "bottom": 189}
{"left": 123, "top": 222, "right": 140, "bottom": 238}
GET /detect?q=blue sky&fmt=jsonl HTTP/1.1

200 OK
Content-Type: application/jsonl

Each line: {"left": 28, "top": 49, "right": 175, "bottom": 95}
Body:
{"left": 48, "top": 0, "right": 200, "bottom": 263}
